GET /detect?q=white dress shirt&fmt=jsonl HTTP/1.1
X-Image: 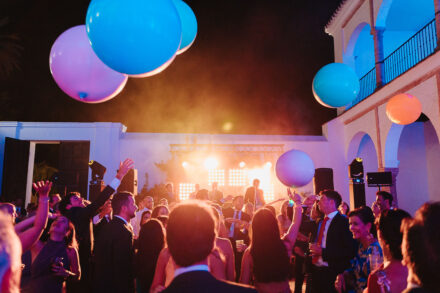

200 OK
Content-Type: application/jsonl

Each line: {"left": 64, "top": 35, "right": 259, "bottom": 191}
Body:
{"left": 316, "top": 210, "right": 338, "bottom": 267}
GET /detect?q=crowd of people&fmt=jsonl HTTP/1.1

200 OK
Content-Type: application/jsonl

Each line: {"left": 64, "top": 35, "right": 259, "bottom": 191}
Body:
{"left": 0, "top": 158, "right": 439, "bottom": 293}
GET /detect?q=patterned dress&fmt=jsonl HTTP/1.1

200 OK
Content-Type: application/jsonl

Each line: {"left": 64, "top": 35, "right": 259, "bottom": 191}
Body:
{"left": 346, "top": 240, "right": 383, "bottom": 293}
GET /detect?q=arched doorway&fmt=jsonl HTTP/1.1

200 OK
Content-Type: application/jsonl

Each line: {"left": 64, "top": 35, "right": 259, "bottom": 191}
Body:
{"left": 343, "top": 23, "right": 375, "bottom": 78}
{"left": 347, "top": 132, "right": 379, "bottom": 208}
{"left": 384, "top": 115, "right": 440, "bottom": 214}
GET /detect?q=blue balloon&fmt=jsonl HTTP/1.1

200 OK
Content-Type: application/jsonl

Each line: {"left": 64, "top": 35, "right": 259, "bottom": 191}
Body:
{"left": 312, "top": 63, "right": 360, "bottom": 108}
{"left": 172, "top": 0, "right": 197, "bottom": 54}
{"left": 275, "top": 149, "right": 315, "bottom": 188}
{"left": 86, "top": 0, "right": 182, "bottom": 75}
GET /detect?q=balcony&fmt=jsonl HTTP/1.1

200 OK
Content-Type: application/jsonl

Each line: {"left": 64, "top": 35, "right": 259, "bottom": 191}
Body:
{"left": 345, "top": 17, "right": 438, "bottom": 110}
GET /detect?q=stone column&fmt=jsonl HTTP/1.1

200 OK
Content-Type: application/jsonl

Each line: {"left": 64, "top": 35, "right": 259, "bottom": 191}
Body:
{"left": 372, "top": 27, "right": 385, "bottom": 87}
{"left": 435, "top": 0, "right": 440, "bottom": 48}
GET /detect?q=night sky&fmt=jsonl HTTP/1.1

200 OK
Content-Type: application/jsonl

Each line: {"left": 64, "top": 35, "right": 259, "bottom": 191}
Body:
{"left": 1, "top": 0, "right": 343, "bottom": 135}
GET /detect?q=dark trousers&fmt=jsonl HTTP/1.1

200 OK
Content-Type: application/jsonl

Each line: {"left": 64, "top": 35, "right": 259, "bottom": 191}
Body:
{"left": 293, "top": 255, "right": 305, "bottom": 293}
{"left": 307, "top": 265, "right": 337, "bottom": 293}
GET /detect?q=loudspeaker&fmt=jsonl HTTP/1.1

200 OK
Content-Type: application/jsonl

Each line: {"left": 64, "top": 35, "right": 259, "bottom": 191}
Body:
{"left": 349, "top": 180, "right": 366, "bottom": 209}
{"left": 367, "top": 172, "right": 392, "bottom": 187}
{"left": 313, "top": 168, "right": 334, "bottom": 194}
{"left": 117, "top": 169, "right": 138, "bottom": 195}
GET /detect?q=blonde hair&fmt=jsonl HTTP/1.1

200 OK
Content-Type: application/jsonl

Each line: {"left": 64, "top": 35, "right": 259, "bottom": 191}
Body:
{"left": 0, "top": 211, "right": 22, "bottom": 293}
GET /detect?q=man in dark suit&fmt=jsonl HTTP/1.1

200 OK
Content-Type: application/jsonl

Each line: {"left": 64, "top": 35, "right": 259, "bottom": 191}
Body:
{"left": 244, "top": 179, "right": 265, "bottom": 210}
{"left": 59, "top": 158, "right": 133, "bottom": 292}
{"left": 209, "top": 182, "right": 224, "bottom": 204}
{"left": 308, "top": 190, "right": 356, "bottom": 293}
{"left": 93, "top": 192, "right": 137, "bottom": 293}
{"left": 222, "top": 195, "right": 251, "bottom": 281}
{"left": 162, "top": 201, "right": 256, "bottom": 293}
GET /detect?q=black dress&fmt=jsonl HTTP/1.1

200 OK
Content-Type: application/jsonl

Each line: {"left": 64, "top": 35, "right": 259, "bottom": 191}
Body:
{"left": 29, "top": 239, "right": 70, "bottom": 293}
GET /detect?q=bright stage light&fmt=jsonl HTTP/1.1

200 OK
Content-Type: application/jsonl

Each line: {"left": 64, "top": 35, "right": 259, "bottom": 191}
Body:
{"left": 239, "top": 161, "right": 246, "bottom": 168}
{"left": 179, "top": 183, "right": 195, "bottom": 201}
{"left": 265, "top": 162, "right": 272, "bottom": 169}
{"left": 229, "top": 169, "right": 247, "bottom": 186}
{"left": 248, "top": 168, "right": 274, "bottom": 202}
{"left": 204, "top": 157, "right": 218, "bottom": 169}
{"left": 208, "top": 169, "right": 225, "bottom": 186}
{"left": 182, "top": 161, "right": 189, "bottom": 168}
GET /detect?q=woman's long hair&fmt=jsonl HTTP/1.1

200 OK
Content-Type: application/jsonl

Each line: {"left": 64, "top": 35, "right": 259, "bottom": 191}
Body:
{"left": 135, "top": 219, "right": 165, "bottom": 292}
{"left": 250, "top": 208, "right": 290, "bottom": 283}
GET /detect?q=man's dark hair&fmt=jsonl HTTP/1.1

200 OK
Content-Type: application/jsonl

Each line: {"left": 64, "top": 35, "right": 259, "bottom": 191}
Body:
{"left": 376, "top": 209, "right": 411, "bottom": 260}
{"left": 320, "top": 189, "right": 342, "bottom": 209}
{"left": 233, "top": 195, "right": 244, "bottom": 202}
{"left": 376, "top": 191, "right": 393, "bottom": 206}
{"left": 0, "top": 203, "right": 15, "bottom": 216}
{"left": 167, "top": 201, "right": 216, "bottom": 267}
{"left": 112, "top": 192, "right": 134, "bottom": 215}
{"left": 59, "top": 192, "right": 81, "bottom": 215}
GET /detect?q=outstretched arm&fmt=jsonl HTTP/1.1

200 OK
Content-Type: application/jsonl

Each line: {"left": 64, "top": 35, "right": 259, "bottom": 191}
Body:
{"left": 18, "top": 181, "right": 51, "bottom": 252}
{"left": 86, "top": 158, "right": 134, "bottom": 217}
{"left": 282, "top": 189, "right": 302, "bottom": 251}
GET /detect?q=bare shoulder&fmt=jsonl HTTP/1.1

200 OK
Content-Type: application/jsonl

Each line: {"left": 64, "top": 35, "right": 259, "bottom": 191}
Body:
{"left": 216, "top": 237, "right": 233, "bottom": 251}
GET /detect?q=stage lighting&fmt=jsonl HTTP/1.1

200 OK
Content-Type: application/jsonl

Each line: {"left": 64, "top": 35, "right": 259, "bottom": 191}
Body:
{"left": 239, "top": 161, "right": 246, "bottom": 168}
{"left": 179, "top": 183, "right": 195, "bottom": 201}
{"left": 349, "top": 158, "right": 364, "bottom": 179}
{"left": 204, "top": 157, "right": 218, "bottom": 169}
{"left": 208, "top": 169, "right": 225, "bottom": 186}
{"left": 89, "top": 160, "right": 106, "bottom": 181}
{"left": 182, "top": 161, "right": 189, "bottom": 168}
{"left": 229, "top": 169, "right": 247, "bottom": 186}
{"left": 265, "top": 162, "right": 272, "bottom": 169}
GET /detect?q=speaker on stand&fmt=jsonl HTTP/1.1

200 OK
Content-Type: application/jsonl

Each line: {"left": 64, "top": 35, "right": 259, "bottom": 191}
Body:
{"left": 348, "top": 158, "right": 366, "bottom": 210}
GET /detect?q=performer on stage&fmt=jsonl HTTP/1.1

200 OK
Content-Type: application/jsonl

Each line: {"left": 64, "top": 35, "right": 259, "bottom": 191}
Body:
{"left": 244, "top": 179, "right": 265, "bottom": 210}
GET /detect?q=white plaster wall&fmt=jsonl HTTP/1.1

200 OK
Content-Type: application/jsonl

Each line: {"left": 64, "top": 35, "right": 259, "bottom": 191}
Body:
{"left": 0, "top": 122, "right": 124, "bottom": 193}
{"left": 424, "top": 121, "right": 440, "bottom": 202}
{"left": 343, "top": 2, "right": 372, "bottom": 54}
{"left": 396, "top": 123, "right": 430, "bottom": 215}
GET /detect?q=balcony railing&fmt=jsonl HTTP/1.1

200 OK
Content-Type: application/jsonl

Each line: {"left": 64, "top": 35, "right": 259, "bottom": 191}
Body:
{"left": 346, "top": 67, "right": 376, "bottom": 109}
{"left": 345, "top": 17, "right": 438, "bottom": 110}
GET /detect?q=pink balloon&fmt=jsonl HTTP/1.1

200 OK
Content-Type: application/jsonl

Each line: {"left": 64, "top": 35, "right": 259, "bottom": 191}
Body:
{"left": 49, "top": 25, "right": 128, "bottom": 103}
{"left": 275, "top": 149, "right": 315, "bottom": 188}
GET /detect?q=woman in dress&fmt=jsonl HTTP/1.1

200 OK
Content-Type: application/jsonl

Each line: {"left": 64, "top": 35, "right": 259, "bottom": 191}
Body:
{"left": 335, "top": 206, "right": 382, "bottom": 293}
{"left": 365, "top": 209, "right": 411, "bottom": 293}
{"left": 240, "top": 190, "right": 302, "bottom": 293}
{"left": 29, "top": 216, "right": 80, "bottom": 293}
{"left": 135, "top": 219, "right": 165, "bottom": 293}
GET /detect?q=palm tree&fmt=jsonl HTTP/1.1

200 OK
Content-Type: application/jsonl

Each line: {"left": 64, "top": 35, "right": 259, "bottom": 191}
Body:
{"left": 0, "top": 16, "right": 23, "bottom": 78}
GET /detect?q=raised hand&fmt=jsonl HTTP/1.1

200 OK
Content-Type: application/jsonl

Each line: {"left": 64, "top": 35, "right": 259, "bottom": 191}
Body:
{"left": 32, "top": 181, "right": 52, "bottom": 198}
{"left": 116, "top": 158, "right": 134, "bottom": 180}
{"left": 287, "top": 188, "right": 301, "bottom": 205}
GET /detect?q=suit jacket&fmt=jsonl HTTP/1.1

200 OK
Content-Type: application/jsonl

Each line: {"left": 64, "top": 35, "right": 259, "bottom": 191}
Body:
{"left": 93, "top": 217, "right": 135, "bottom": 293}
{"left": 162, "top": 270, "right": 257, "bottom": 293}
{"left": 64, "top": 185, "right": 115, "bottom": 274}
{"left": 321, "top": 212, "right": 357, "bottom": 274}
{"left": 222, "top": 208, "right": 251, "bottom": 240}
{"left": 244, "top": 186, "right": 265, "bottom": 207}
